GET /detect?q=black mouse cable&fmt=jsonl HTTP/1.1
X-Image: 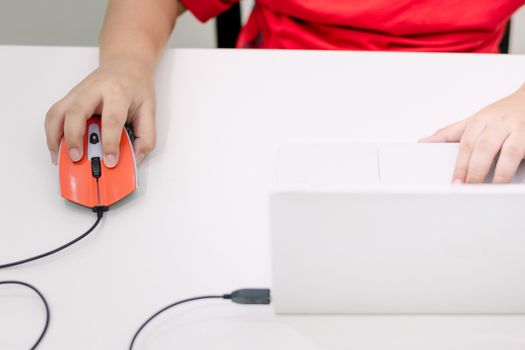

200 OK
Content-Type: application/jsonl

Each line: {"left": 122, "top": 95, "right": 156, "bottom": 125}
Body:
{"left": 129, "top": 288, "right": 271, "bottom": 350}
{"left": 0, "top": 206, "right": 108, "bottom": 269}
{"left": 0, "top": 280, "right": 50, "bottom": 349}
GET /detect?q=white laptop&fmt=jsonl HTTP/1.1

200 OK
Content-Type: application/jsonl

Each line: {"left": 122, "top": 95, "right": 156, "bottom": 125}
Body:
{"left": 271, "top": 143, "right": 525, "bottom": 314}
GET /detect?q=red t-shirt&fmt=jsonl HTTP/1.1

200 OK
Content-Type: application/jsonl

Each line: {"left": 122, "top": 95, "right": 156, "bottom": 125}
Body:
{"left": 181, "top": 0, "right": 524, "bottom": 53}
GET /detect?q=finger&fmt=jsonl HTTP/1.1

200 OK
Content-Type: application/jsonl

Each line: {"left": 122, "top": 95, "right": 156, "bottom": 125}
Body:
{"left": 419, "top": 119, "right": 467, "bottom": 143}
{"left": 453, "top": 119, "right": 487, "bottom": 183}
{"left": 45, "top": 100, "right": 68, "bottom": 165}
{"left": 101, "top": 95, "right": 130, "bottom": 168}
{"left": 130, "top": 102, "right": 157, "bottom": 165}
{"left": 493, "top": 133, "right": 525, "bottom": 183}
{"left": 465, "top": 125, "right": 510, "bottom": 183}
{"left": 63, "top": 92, "right": 101, "bottom": 162}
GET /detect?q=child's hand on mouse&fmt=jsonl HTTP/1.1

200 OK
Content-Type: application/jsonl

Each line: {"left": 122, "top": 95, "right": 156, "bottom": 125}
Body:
{"left": 420, "top": 86, "right": 525, "bottom": 184}
{"left": 45, "top": 57, "right": 156, "bottom": 167}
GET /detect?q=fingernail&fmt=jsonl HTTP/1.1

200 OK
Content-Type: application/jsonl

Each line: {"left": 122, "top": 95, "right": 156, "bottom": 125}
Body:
{"left": 104, "top": 154, "right": 117, "bottom": 168}
{"left": 69, "top": 148, "right": 81, "bottom": 162}
{"left": 136, "top": 153, "right": 145, "bottom": 165}
{"left": 453, "top": 178, "right": 464, "bottom": 184}
{"left": 50, "top": 151, "right": 58, "bottom": 165}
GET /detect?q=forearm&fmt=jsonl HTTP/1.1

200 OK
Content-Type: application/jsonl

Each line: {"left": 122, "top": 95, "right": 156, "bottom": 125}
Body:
{"left": 99, "top": 0, "right": 185, "bottom": 72}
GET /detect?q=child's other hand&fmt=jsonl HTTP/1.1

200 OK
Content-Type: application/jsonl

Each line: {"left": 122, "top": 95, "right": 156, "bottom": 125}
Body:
{"left": 420, "top": 87, "right": 525, "bottom": 183}
{"left": 45, "top": 58, "right": 156, "bottom": 167}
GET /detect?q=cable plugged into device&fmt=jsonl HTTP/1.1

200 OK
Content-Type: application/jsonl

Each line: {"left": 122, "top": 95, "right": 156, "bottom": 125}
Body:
{"left": 92, "top": 205, "right": 109, "bottom": 217}
{"left": 224, "top": 288, "right": 272, "bottom": 304}
{"left": 129, "top": 288, "right": 271, "bottom": 349}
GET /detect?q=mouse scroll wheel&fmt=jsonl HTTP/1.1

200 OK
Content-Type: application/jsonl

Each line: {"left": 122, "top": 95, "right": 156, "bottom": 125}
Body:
{"left": 91, "top": 157, "right": 102, "bottom": 179}
{"left": 90, "top": 133, "right": 99, "bottom": 144}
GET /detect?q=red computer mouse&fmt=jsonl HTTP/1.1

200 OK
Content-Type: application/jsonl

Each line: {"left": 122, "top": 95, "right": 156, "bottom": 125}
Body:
{"left": 58, "top": 115, "right": 138, "bottom": 209}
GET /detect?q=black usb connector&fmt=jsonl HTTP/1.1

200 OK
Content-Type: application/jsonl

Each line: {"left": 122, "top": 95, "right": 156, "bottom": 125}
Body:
{"left": 224, "top": 288, "right": 271, "bottom": 304}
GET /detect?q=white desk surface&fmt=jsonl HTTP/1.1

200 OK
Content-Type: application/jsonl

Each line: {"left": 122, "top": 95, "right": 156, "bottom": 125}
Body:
{"left": 1, "top": 46, "right": 525, "bottom": 349}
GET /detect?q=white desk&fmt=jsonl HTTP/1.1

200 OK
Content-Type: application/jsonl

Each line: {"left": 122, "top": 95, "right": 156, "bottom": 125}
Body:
{"left": 1, "top": 47, "right": 525, "bottom": 349}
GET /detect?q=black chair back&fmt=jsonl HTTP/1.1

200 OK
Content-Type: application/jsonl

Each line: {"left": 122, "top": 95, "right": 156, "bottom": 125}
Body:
{"left": 500, "top": 21, "right": 511, "bottom": 54}
{"left": 216, "top": 3, "right": 242, "bottom": 48}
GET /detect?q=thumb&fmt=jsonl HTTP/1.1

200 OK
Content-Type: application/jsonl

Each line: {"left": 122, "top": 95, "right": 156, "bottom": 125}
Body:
{"left": 131, "top": 103, "right": 156, "bottom": 165}
{"left": 419, "top": 119, "right": 468, "bottom": 143}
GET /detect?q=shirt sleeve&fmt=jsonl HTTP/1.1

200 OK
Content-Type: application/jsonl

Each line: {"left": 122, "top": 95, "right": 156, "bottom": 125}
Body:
{"left": 180, "top": 0, "right": 240, "bottom": 23}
